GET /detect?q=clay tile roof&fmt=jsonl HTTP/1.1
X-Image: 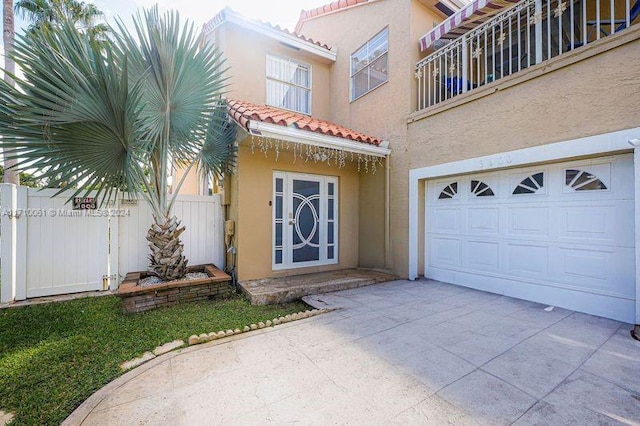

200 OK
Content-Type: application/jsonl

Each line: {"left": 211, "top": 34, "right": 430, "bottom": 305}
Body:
{"left": 203, "top": 8, "right": 332, "bottom": 51}
{"left": 227, "top": 99, "right": 382, "bottom": 146}
{"left": 275, "top": 26, "right": 332, "bottom": 51}
{"left": 296, "top": 0, "right": 372, "bottom": 31}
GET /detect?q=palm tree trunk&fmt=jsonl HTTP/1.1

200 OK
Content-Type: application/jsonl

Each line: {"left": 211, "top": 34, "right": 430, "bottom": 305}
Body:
{"left": 3, "top": 0, "right": 19, "bottom": 185}
{"left": 147, "top": 215, "right": 188, "bottom": 280}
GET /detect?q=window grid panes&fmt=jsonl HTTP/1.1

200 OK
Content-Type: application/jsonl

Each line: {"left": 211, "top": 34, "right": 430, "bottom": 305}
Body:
{"left": 266, "top": 54, "right": 311, "bottom": 115}
{"left": 274, "top": 177, "right": 284, "bottom": 265}
{"left": 350, "top": 27, "right": 388, "bottom": 101}
{"left": 327, "top": 182, "right": 336, "bottom": 260}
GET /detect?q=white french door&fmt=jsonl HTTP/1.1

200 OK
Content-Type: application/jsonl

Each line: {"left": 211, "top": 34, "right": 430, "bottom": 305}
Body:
{"left": 273, "top": 172, "right": 338, "bottom": 270}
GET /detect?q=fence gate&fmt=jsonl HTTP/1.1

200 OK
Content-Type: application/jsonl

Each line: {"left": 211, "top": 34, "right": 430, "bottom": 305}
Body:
{"left": 1, "top": 186, "right": 110, "bottom": 302}
{"left": 1, "top": 185, "right": 224, "bottom": 303}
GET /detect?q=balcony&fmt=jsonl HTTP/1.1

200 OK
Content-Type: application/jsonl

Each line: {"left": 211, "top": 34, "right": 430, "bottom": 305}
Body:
{"left": 415, "top": 0, "right": 640, "bottom": 111}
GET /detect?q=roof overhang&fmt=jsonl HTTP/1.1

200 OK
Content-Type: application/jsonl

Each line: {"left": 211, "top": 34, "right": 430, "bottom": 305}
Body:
{"left": 417, "top": 0, "right": 465, "bottom": 16}
{"left": 419, "top": 0, "right": 519, "bottom": 51}
{"left": 204, "top": 8, "right": 337, "bottom": 64}
{"left": 247, "top": 120, "right": 391, "bottom": 158}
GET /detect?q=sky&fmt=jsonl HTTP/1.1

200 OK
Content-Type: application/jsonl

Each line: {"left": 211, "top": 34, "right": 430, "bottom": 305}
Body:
{"left": 94, "top": 0, "right": 330, "bottom": 31}
{"left": 3, "top": 0, "right": 333, "bottom": 44}
{"left": 1, "top": 0, "right": 333, "bottom": 75}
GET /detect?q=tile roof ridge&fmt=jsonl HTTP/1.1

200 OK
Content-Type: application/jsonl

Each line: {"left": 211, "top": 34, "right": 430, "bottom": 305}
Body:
{"left": 226, "top": 99, "right": 382, "bottom": 146}
{"left": 296, "top": 0, "right": 372, "bottom": 32}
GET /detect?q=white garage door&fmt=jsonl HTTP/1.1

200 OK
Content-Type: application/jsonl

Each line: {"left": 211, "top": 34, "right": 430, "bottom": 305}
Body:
{"left": 425, "top": 154, "right": 635, "bottom": 323}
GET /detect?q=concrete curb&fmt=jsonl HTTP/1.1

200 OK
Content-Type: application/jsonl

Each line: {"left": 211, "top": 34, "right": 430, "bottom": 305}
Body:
{"left": 186, "top": 308, "right": 329, "bottom": 347}
{"left": 63, "top": 309, "right": 335, "bottom": 425}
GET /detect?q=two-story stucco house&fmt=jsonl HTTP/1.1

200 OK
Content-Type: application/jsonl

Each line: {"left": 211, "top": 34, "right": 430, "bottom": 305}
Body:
{"left": 190, "top": 0, "right": 639, "bottom": 328}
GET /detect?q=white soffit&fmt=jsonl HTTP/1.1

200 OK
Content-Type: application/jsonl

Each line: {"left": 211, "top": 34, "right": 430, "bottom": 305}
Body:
{"left": 248, "top": 121, "right": 391, "bottom": 158}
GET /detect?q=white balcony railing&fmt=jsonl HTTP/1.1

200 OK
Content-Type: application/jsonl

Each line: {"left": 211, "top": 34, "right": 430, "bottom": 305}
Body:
{"left": 416, "top": 0, "right": 639, "bottom": 111}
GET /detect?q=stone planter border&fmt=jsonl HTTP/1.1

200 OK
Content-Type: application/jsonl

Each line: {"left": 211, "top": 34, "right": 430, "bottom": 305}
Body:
{"left": 117, "top": 264, "right": 233, "bottom": 313}
{"left": 119, "top": 308, "right": 331, "bottom": 371}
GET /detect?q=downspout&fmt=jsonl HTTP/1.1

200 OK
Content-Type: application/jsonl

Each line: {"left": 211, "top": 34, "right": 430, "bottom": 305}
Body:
{"left": 382, "top": 144, "right": 391, "bottom": 270}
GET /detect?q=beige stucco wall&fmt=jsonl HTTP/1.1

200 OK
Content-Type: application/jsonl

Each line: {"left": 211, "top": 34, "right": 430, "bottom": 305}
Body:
{"left": 208, "top": 21, "right": 332, "bottom": 121}
{"left": 358, "top": 163, "right": 387, "bottom": 267}
{"left": 403, "top": 30, "right": 640, "bottom": 276}
{"left": 234, "top": 139, "right": 361, "bottom": 281}
{"left": 300, "top": 4, "right": 640, "bottom": 279}
{"left": 194, "top": 3, "right": 640, "bottom": 282}
{"left": 172, "top": 165, "right": 201, "bottom": 195}
{"left": 178, "top": 19, "right": 333, "bottom": 196}
{"left": 298, "top": 0, "right": 444, "bottom": 273}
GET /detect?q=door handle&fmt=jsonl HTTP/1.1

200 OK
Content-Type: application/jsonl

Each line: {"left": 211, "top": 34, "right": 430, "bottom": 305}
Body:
{"left": 288, "top": 220, "right": 296, "bottom": 225}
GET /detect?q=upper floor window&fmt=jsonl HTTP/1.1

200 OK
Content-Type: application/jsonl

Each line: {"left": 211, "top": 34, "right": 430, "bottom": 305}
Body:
{"left": 266, "top": 54, "right": 311, "bottom": 115}
{"left": 350, "top": 27, "right": 388, "bottom": 101}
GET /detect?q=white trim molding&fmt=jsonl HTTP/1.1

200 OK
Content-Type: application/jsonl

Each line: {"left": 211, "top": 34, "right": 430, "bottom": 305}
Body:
{"left": 266, "top": 53, "right": 313, "bottom": 116}
{"left": 629, "top": 137, "right": 640, "bottom": 326}
{"left": 204, "top": 8, "right": 337, "bottom": 63}
{"left": 0, "top": 184, "right": 18, "bottom": 303}
{"left": 248, "top": 120, "right": 391, "bottom": 158}
{"left": 272, "top": 171, "right": 339, "bottom": 271}
{"left": 408, "top": 127, "right": 640, "bottom": 324}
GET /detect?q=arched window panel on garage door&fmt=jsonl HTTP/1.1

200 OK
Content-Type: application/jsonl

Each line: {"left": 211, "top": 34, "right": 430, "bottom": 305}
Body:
{"left": 564, "top": 163, "right": 611, "bottom": 192}
{"left": 513, "top": 172, "right": 545, "bottom": 195}
{"left": 565, "top": 170, "right": 607, "bottom": 191}
{"left": 470, "top": 180, "right": 495, "bottom": 197}
{"left": 438, "top": 182, "right": 458, "bottom": 199}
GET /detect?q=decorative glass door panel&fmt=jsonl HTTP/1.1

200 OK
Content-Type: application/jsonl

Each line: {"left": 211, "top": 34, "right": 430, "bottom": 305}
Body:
{"left": 273, "top": 172, "right": 338, "bottom": 269}
{"left": 292, "top": 179, "right": 321, "bottom": 263}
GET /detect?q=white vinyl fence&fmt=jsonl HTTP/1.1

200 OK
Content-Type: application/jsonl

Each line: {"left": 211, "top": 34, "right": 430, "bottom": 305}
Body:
{"left": 115, "top": 194, "right": 225, "bottom": 280}
{"left": 0, "top": 184, "right": 225, "bottom": 303}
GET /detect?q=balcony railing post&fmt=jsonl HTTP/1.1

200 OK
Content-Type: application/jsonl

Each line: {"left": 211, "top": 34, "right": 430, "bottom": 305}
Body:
{"left": 461, "top": 34, "right": 469, "bottom": 93}
{"left": 535, "top": 0, "right": 543, "bottom": 63}
{"left": 415, "top": 0, "right": 638, "bottom": 113}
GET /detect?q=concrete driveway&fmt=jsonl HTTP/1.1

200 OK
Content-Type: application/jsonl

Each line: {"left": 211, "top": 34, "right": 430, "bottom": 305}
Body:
{"left": 67, "top": 280, "right": 640, "bottom": 425}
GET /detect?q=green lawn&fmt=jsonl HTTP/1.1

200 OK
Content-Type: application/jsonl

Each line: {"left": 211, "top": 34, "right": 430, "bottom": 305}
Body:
{"left": 0, "top": 295, "right": 308, "bottom": 425}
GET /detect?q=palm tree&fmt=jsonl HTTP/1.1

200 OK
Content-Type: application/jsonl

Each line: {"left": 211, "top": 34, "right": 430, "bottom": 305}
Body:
{"left": 2, "top": 0, "right": 14, "bottom": 84}
{"left": 0, "top": 7, "right": 236, "bottom": 280}
{"left": 15, "top": 0, "right": 108, "bottom": 39}
{"left": 3, "top": 0, "right": 19, "bottom": 184}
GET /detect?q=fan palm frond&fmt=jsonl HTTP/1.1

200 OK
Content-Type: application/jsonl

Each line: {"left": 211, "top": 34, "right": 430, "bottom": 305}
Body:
{"left": 0, "top": 7, "right": 236, "bottom": 279}
{"left": 0, "top": 17, "right": 145, "bottom": 205}
{"left": 198, "top": 99, "right": 237, "bottom": 179}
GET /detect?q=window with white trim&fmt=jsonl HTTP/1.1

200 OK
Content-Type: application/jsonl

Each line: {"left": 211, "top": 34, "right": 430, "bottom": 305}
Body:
{"left": 350, "top": 27, "right": 388, "bottom": 101}
{"left": 266, "top": 54, "right": 311, "bottom": 115}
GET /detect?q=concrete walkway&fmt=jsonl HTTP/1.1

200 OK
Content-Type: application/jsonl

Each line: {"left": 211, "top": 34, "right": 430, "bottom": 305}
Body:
{"left": 66, "top": 280, "right": 640, "bottom": 425}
